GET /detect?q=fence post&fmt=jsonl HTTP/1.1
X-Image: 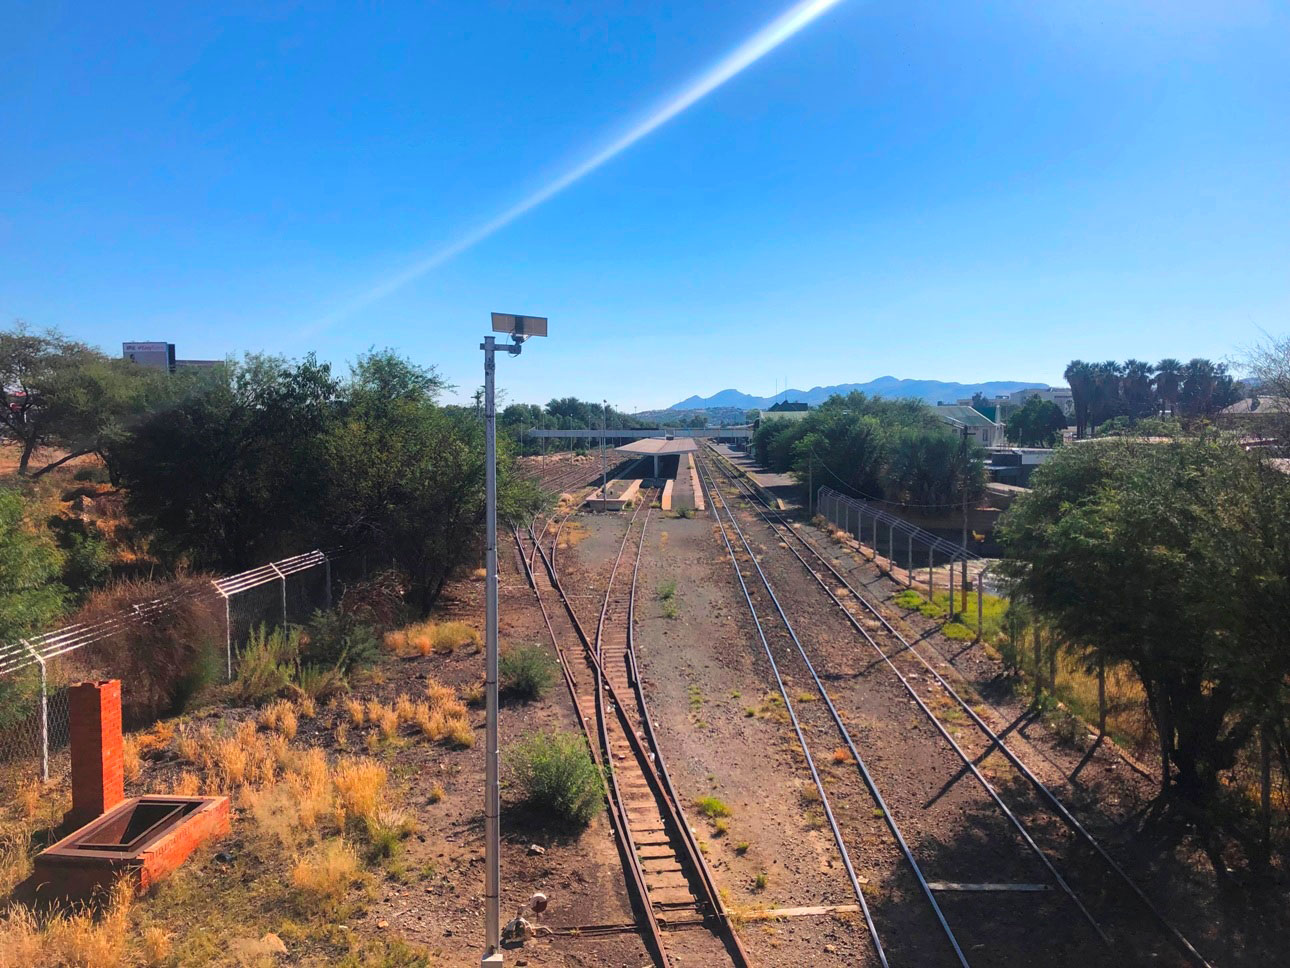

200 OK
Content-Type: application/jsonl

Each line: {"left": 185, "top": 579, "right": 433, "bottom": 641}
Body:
{"left": 888, "top": 521, "right": 895, "bottom": 575}
{"left": 1097, "top": 658, "right": 1107, "bottom": 736}
{"left": 324, "top": 557, "right": 333, "bottom": 610}
{"left": 906, "top": 532, "right": 913, "bottom": 587}
{"left": 871, "top": 513, "right": 877, "bottom": 563}
{"left": 224, "top": 595, "right": 233, "bottom": 680}
{"left": 22, "top": 640, "right": 48, "bottom": 783}
{"left": 961, "top": 557, "right": 968, "bottom": 611}
{"left": 270, "top": 563, "right": 288, "bottom": 627}
{"left": 947, "top": 557, "right": 955, "bottom": 621}
{"left": 927, "top": 546, "right": 934, "bottom": 602}
{"left": 975, "top": 573, "right": 983, "bottom": 643}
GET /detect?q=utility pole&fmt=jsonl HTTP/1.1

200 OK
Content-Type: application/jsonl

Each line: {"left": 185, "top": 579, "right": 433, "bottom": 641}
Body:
{"left": 481, "top": 312, "right": 547, "bottom": 968}
{"left": 600, "top": 399, "right": 608, "bottom": 507}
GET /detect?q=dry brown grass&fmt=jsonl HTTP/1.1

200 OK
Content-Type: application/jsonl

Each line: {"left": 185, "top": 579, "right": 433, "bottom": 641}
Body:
{"left": 433, "top": 620, "right": 480, "bottom": 655}
{"left": 367, "top": 700, "right": 398, "bottom": 740}
{"left": 343, "top": 697, "right": 366, "bottom": 727}
{"left": 121, "top": 737, "right": 142, "bottom": 783}
{"left": 296, "top": 694, "right": 317, "bottom": 718}
{"left": 15, "top": 781, "right": 41, "bottom": 820}
{"left": 291, "top": 840, "right": 359, "bottom": 916}
{"left": 140, "top": 926, "right": 172, "bottom": 965}
{"left": 68, "top": 576, "right": 223, "bottom": 724}
{"left": 174, "top": 725, "right": 200, "bottom": 764}
{"left": 259, "top": 699, "right": 298, "bottom": 739}
{"left": 0, "top": 877, "right": 133, "bottom": 968}
{"left": 333, "top": 757, "right": 387, "bottom": 823}
{"left": 135, "top": 721, "right": 174, "bottom": 754}
{"left": 831, "top": 747, "right": 852, "bottom": 765}
{"left": 394, "top": 694, "right": 418, "bottom": 724}
{"left": 425, "top": 677, "right": 455, "bottom": 710}
{"left": 383, "top": 619, "right": 481, "bottom": 658}
{"left": 171, "top": 771, "right": 200, "bottom": 797}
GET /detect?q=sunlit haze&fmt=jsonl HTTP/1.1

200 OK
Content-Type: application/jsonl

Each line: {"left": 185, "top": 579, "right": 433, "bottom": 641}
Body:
{"left": 3, "top": 1, "right": 1287, "bottom": 408}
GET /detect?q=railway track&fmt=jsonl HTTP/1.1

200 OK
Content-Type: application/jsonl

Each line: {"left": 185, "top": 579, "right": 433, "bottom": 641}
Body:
{"left": 694, "top": 448, "right": 965, "bottom": 967}
{"left": 513, "top": 488, "right": 750, "bottom": 968}
{"left": 698, "top": 444, "right": 1215, "bottom": 968}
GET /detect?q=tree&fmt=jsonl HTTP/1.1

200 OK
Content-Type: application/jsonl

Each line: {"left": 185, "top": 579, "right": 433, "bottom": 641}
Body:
{"left": 1178, "top": 358, "right": 1241, "bottom": 420}
{"left": 1245, "top": 335, "right": 1290, "bottom": 450}
{"left": 998, "top": 437, "right": 1290, "bottom": 866}
{"left": 118, "top": 355, "right": 338, "bottom": 570}
{"left": 1246, "top": 334, "right": 1290, "bottom": 400}
{"left": 1088, "top": 360, "right": 1125, "bottom": 431}
{"left": 0, "top": 490, "right": 67, "bottom": 639}
{"left": 0, "top": 489, "right": 69, "bottom": 729}
{"left": 0, "top": 323, "right": 178, "bottom": 479}
{"left": 1154, "top": 358, "right": 1184, "bottom": 418}
{"left": 1006, "top": 396, "right": 1066, "bottom": 447}
{"left": 1064, "top": 361, "right": 1094, "bottom": 437}
{"left": 324, "top": 351, "right": 540, "bottom": 611}
{"left": 1121, "top": 359, "right": 1155, "bottom": 418}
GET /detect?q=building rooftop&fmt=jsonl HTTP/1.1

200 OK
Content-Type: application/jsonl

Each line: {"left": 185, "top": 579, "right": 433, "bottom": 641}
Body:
{"left": 1222, "top": 396, "right": 1289, "bottom": 415}
{"left": 613, "top": 437, "right": 699, "bottom": 456}
{"left": 934, "top": 405, "right": 997, "bottom": 427}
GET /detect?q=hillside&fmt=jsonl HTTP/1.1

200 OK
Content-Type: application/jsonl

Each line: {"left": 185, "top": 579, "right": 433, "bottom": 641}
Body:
{"left": 670, "top": 377, "right": 1048, "bottom": 410}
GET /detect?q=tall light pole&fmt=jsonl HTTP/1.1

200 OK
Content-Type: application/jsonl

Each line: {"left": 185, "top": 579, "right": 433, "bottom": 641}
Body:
{"left": 481, "top": 312, "right": 547, "bottom": 968}
{"left": 600, "top": 399, "right": 608, "bottom": 505}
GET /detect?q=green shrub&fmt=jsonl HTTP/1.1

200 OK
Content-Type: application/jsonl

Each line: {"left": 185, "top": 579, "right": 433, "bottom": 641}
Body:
{"left": 303, "top": 608, "right": 381, "bottom": 670}
{"left": 295, "top": 662, "right": 348, "bottom": 701}
{"left": 507, "top": 730, "right": 603, "bottom": 828}
{"left": 232, "top": 625, "right": 301, "bottom": 705}
{"left": 694, "top": 795, "right": 731, "bottom": 819}
{"left": 891, "top": 589, "right": 923, "bottom": 610}
{"left": 943, "top": 622, "right": 974, "bottom": 640}
{"left": 657, "top": 579, "right": 677, "bottom": 601}
{"left": 499, "top": 644, "right": 556, "bottom": 702}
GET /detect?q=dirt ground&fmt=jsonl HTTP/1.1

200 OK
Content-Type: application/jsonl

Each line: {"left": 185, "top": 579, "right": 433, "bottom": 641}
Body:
{"left": 359, "top": 536, "right": 652, "bottom": 966}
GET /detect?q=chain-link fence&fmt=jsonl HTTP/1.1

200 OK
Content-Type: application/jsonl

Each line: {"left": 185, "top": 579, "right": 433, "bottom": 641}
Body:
{"left": 817, "top": 486, "right": 986, "bottom": 607}
{"left": 0, "top": 550, "right": 337, "bottom": 785}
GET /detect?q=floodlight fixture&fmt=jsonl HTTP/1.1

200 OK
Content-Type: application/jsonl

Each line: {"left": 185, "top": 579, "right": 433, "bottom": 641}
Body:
{"left": 491, "top": 312, "right": 548, "bottom": 341}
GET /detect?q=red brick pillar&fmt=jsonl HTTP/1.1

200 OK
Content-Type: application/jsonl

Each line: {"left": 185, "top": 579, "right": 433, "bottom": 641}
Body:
{"left": 67, "top": 679, "right": 125, "bottom": 827}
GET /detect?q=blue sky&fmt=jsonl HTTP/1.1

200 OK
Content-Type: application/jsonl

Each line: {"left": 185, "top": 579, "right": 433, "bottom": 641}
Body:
{"left": 3, "top": 1, "right": 1287, "bottom": 410}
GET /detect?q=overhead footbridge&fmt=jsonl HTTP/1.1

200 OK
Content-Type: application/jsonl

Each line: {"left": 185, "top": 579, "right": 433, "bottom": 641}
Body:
{"left": 527, "top": 426, "right": 751, "bottom": 445}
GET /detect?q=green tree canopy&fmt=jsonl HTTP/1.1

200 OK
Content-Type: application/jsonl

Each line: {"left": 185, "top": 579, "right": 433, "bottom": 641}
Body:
{"left": 752, "top": 392, "right": 983, "bottom": 508}
{"left": 1005, "top": 396, "right": 1067, "bottom": 447}
{"left": 323, "top": 351, "right": 540, "bottom": 611}
{"left": 118, "top": 354, "right": 338, "bottom": 570}
{"left": 998, "top": 436, "right": 1290, "bottom": 857}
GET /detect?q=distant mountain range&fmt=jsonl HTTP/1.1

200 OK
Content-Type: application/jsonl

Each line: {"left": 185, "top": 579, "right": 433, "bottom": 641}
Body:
{"left": 670, "top": 377, "right": 1050, "bottom": 411}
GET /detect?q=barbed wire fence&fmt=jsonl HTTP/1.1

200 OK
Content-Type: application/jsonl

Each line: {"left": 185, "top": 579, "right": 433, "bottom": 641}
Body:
{"left": 0, "top": 549, "right": 343, "bottom": 785}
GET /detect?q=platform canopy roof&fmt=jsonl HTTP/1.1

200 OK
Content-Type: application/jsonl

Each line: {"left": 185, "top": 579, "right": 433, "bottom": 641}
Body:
{"left": 614, "top": 437, "right": 698, "bottom": 456}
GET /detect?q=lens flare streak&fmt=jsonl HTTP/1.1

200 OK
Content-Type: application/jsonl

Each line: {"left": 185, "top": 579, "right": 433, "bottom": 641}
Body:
{"left": 312, "top": 0, "right": 847, "bottom": 329}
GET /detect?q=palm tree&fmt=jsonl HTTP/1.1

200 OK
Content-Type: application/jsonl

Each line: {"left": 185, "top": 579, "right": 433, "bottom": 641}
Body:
{"left": 1179, "top": 358, "right": 1218, "bottom": 419}
{"left": 1089, "top": 360, "right": 1125, "bottom": 433}
{"left": 1122, "top": 359, "right": 1154, "bottom": 419}
{"left": 1154, "top": 359, "right": 1183, "bottom": 418}
{"left": 1064, "top": 360, "right": 1094, "bottom": 437}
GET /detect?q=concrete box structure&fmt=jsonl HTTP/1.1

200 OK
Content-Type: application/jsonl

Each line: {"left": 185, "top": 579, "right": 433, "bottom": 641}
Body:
{"left": 37, "top": 679, "right": 229, "bottom": 903}
{"left": 35, "top": 796, "right": 231, "bottom": 902}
